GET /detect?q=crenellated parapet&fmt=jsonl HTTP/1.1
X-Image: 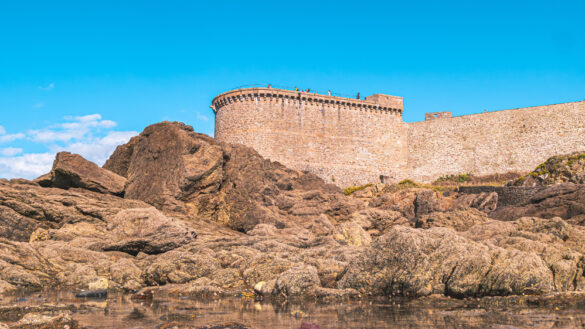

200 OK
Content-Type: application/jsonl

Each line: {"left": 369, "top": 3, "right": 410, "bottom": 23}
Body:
{"left": 212, "top": 86, "right": 407, "bottom": 187}
{"left": 211, "top": 87, "right": 403, "bottom": 116}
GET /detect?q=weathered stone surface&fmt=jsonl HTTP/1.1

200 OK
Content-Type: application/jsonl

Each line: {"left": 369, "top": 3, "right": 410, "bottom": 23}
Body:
{"left": 103, "top": 135, "right": 139, "bottom": 177}
{"left": 106, "top": 121, "right": 362, "bottom": 232}
{"left": 334, "top": 221, "right": 372, "bottom": 247}
{"left": 142, "top": 250, "right": 221, "bottom": 285}
{"left": 491, "top": 183, "right": 585, "bottom": 221}
{"left": 214, "top": 87, "right": 585, "bottom": 185}
{"left": 415, "top": 208, "right": 490, "bottom": 231}
{"left": 3, "top": 121, "right": 585, "bottom": 302}
{"left": 511, "top": 152, "right": 585, "bottom": 187}
{"left": 454, "top": 192, "right": 498, "bottom": 212}
{"left": 7, "top": 311, "right": 78, "bottom": 329}
{"left": 338, "top": 225, "right": 555, "bottom": 297}
{"left": 0, "top": 179, "right": 146, "bottom": 242}
{"left": 274, "top": 264, "right": 321, "bottom": 297}
{"left": 103, "top": 207, "right": 197, "bottom": 255}
{"left": 49, "top": 151, "right": 126, "bottom": 195}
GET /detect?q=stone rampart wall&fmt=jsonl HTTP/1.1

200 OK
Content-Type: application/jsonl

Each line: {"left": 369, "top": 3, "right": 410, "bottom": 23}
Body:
{"left": 407, "top": 101, "right": 585, "bottom": 182}
{"left": 213, "top": 87, "right": 585, "bottom": 187}
{"left": 213, "top": 88, "right": 406, "bottom": 187}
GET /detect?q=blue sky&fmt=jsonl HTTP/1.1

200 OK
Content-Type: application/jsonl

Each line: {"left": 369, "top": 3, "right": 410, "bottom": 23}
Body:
{"left": 0, "top": 0, "right": 584, "bottom": 178}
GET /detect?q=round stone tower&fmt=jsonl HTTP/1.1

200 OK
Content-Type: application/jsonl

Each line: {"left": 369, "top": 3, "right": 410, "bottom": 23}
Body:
{"left": 212, "top": 87, "right": 407, "bottom": 187}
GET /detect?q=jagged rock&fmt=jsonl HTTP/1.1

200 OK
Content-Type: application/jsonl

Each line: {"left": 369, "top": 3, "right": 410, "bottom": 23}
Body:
{"left": 273, "top": 264, "right": 321, "bottom": 297}
{"left": 242, "top": 255, "right": 296, "bottom": 286}
{"left": 49, "top": 151, "right": 126, "bottom": 195}
{"left": 103, "top": 135, "right": 139, "bottom": 177}
{"left": 338, "top": 225, "right": 554, "bottom": 297}
{"left": 4, "top": 120, "right": 585, "bottom": 303}
{"left": 253, "top": 279, "right": 276, "bottom": 296}
{"left": 32, "top": 173, "right": 52, "bottom": 187}
{"left": 0, "top": 280, "right": 15, "bottom": 294}
{"left": 104, "top": 121, "right": 362, "bottom": 232}
{"left": 142, "top": 250, "right": 221, "bottom": 285}
{"left": 313, "top": 286, "right": 359, "bottom": 301}
{"left": 454, "top": 192, "right": 498, "bottom": 212}
{"left": 334, "top": 221, "right": 372, "bottom": 247}
{"left": 510, "top": 152, "right": 585, "bottom": 186}
{"left": 0, "top": 179, "right": 147, "bottom": 237}
{"left": 491, "top": 183, "right": 585, "bottom": 221}
{"left": 349, "top": 208, "right": 412, "bottom": 236}
{"left": 8, "top": 311, "right": 78, "bottom": 329}
{"left": 0, "top": 205, "right": 38, "bottom": 242}
{"left": 103, "top": 207, "right": 197, "bottom": 255}
{"left": 415, "top": 208, "right": 490, "bottom": 231}
{"left": 368, "top": 188, "right": 445, "bottom": 219}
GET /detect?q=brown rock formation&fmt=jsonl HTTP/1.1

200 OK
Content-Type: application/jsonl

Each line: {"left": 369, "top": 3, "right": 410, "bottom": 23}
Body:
{"left": 2, "top": 121, "right": 585, "bottom": 302}
{"left": 49, "top": 151, "right": 126, "bottom": 195}
{"left": 105, "top": 121, "right": 361, "bottom": 232}
{"left": 510, "top": 151, "right": 585, "bottom": 187}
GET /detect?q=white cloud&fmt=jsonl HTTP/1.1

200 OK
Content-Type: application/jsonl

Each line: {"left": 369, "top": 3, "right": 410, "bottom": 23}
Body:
{"left": 32, "top": 103, "right": 45, "bottom": 109}
{"left": 196, "top": 113, "right": 210, "bottom": 121}
{"left": 29, "top": 129, "right": 85, "bottom": 143}
{"left": 99, "top": 120, "right": 117, "bottom": 128}
{"left": 39, "top": 83, "right": 55, "bottom": 91}
{"left": 0, "top": 153, "right": 54, "bottom": 179}
{"left": 0, "top": 113, "right": 138, "bottom": 179}
{"left": 57, "top": 130, "right": 138, "bottom": 165}
{"left": 29, "top": 113, "right": 119, "bottom": 143}
{"left": 0, "top": 133, "right": 25, "bottom": 143}
{"left": 0, "top": 147, "right": 23, "bottom": 156}
{"left": 0, "top": 125, "right": 25, "bottom": 143}
{"left": 75, "top": 114, "right": 102, "bottom": 122}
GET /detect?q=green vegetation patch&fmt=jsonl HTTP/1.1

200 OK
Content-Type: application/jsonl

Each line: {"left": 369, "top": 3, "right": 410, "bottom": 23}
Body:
{"left": 433, "top": 173, "right": 473, "bottom": 184}
{"left": 343, "top": 183, "right": 374, "bottom": 196}
{"left": 397, "top": 179, "right": 420, "bottom": 188}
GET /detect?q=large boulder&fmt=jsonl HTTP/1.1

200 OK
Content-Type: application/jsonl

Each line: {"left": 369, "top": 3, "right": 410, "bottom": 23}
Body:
{"left": 104, "top": 121, "right": 361, "bottom": 232}
{"left": 0, "top": 179, "right": 146, "bottom": 242}
{"left": 103, "top": 207, "right": 197, "bottom": 255}
{"left": 273, "top": 264, "right": 321, "bottom": 297}
{"left": 49, "top": 152, "right": 126, "bottom": 195}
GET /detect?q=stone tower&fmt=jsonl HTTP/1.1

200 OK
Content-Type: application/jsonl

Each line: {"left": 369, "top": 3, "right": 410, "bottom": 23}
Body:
{"left": 212, "top": 87, "right": 407, "bottom": 187}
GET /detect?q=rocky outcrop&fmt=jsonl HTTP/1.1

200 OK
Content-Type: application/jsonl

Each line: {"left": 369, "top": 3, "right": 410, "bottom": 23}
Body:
{"left": 415, "top": 208, "right": 490, "bottom": 231}
{"left": 339, "top": 224, "right": 558, "bottom": 297}
{"left": 102, "top": 207, "right": 197, "bottom": 255}
{"left": 368, "top": 188, "right": 446, "bottom": 219}
{"left": 453, "top": 191, "right": 498, "bottom": 212}
{"left": 105, "top": 121, "right": 361, "bottom": 233}
{"left": 490, "top": 183, "right": 585, "bottom": 221}
{"left": 3, "top": 121, "right": 585, "bottom": 302}
{"left": 273, "top": 264, "right": 321, "bottom": 297}
{"left": 48, "top": 152, "right": 126, "bottom": 195}
{"left": 510, "top": 152, "right": 585, "bottom": 187}
{"left": 3, "top": 310, "right": 78, "bottom": 329}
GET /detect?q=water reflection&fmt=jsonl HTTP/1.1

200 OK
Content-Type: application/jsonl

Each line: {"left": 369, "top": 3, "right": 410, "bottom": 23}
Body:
{"left": 2, "top": 291, "right": 585, "bottom": 328}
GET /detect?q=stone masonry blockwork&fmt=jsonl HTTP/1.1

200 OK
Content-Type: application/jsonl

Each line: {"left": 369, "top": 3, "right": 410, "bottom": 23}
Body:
{"left": 212, "top": 87, "right": 585, "bottom": 187}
